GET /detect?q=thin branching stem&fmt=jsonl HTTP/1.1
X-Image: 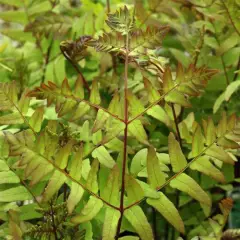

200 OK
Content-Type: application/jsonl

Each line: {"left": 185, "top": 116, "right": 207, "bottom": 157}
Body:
{"left": 60, "top": 50, "right": 90, "bottom": 93}
{"left": 211, "top": 21, "right": 230, "bottom": 86}
{"left": 220, "top": 0, "right": 240, "bottom": 37}
{"left": 42, "top": 38, "right": 54, "bottom": 84}
{"left": 116, "top": 33, "right": 129, "bottom": 239}
{"left": 171, "top": 103, "right": 182, "bottom": 148}
{"left": 50, "top": 200, "right": 58, "bottom": 240}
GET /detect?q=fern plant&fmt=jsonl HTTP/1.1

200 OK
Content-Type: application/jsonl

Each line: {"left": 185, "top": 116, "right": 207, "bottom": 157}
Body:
{"left": 0, "top": 3, "right": 240, "bottom": 240}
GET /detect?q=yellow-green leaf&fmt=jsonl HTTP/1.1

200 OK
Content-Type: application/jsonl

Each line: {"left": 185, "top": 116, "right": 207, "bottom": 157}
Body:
{"left": 147, "top": 147, "right": 165, "bottom": 189}
{"left": 67, "top": 182, "right": 84, "bottom": 214}
{"left": 42, "top": 170, "right": 67, "bottom": 202}
{"left": 129, "top": 120, "right": 148, "bottom": 145}
{"left": 147, "top": 105, "right": 171, "bottom": 127}
{"left": 205, "top": 144, "right": 235, "bottom": 165}
{"left": 0, "top": 171, "right": 19, "bottom": 184}
{"left": 71, "top": 197, "right": 103, "bottom": 224}
{"left": 29, "top": 107, "right": 44, "bottom": 132}
{"left": 170, "top": 173, "right": 211, "bottom": 206}
{"left": 168, "top": 133, "right": 187, "bottom": 172}
{"left": 86, "top": 159, "right": 99, "bottom": 193}
{"left": 102, "top": 207, "right": 121, "bottom": 240}
{"left": 55, "top": 141, "right": 73, "bottom": 169}
{"left": 124, "top": 206, "right": 154, "bottom": 240}
{"left": 69, "top": 145, "right": 83, "bottom": 180}
{"left": 102, "top": 165, "right": 119, "bottom": 206}
{"left": 147, "top": 192, "right": 185, "bottom": 234}
{"left": 0, "top": 186, "right": 32, "bottom": 202}
{"left": 190, "top": 156, "right": 225, "bottom": 183}
{"left": 126, "top": 174, "right": 144, "bottom": 204}
{"left": 191, "top": 125, "right": 205, "bottom": 157}
{"left": 92, "top": 146, "right": 115, "bottom": 168}
{"left": 90, "top": 80, "right": 101, "bottom": 104}
{"left": 92, "top": 109, "right": 109, "bottom": 133}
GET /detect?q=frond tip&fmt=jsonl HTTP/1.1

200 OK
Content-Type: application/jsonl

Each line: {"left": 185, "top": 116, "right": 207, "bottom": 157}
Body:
{"left": 106, "top": 6, "right": 135, "bottom": 35}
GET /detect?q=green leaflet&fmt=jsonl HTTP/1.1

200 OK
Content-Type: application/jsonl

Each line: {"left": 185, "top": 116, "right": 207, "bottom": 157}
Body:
{"left": 131, "top": 148, "right": 148, "bottom": 176}
{"left": 92, "top": 109, "right": 109, "bottom": 133}
{"left": 29, "top": 107, "right": 44, "bottom": 132}
{"left": 190, "top": 156, "right": 225, "bottom": 183}
{"left": 217, "top": 112, "right": 227, "bottom": 137}
{"left": 8, "top": 210, "right": 22, "bottom": 239}
{"left": 205, "top": 144, "right": 235, "bottom": 165}
{"left": 225, "top": 80, "right": 240, "bottom": 101}
{"left": 143, "top": 77, "right": 160, "bottom": 103}
{"left": 71, "top": 197, "right": 103, "bottom": 224}
{"left": 108, "top": 92, "right": 121, "bottom": 116}
{"left": 73, "top": 75, "right": 85, "bottom": 99}
{"left": 128, "top": 120, "right": 148, "bottom": 145}
{"left": 69, "top": 145, "right": 83, "bottom": 180}
{"left": 70, "top": 102, "right": 90, "bottom": 121}
{"left": 102, "top": 120, "right": 125, "bottom": 144}
{"left": 165, "top": 90, "right": 191, "bottom": 107}
{"left": 0, "top": 112, "right": 23, "bottom": 125}
{"left": 119, "top": 237, "right": 139, "bottom": 240}
{"left": 147, "top": 147, "right": 165, "bottom": 189}
{"left": 124, "top": 206, "right": 154, "bottom": 240}
{"left": 213, "top": 92, "right": 225, "bottom": 114}
{"left": 0, "top": 10, "right": 27, "bottom": 24}
{"left": 102, "top": 165, "right": 119, "bottom": 206}
{"left": 92, "top": 146, "right": 115, "bottom": 168}
{"left": 147, "top": 192, "right": 185, "bottom": 234}
{"left": 0, "top": 186, "right": 32, "bottom": 202}
{"left": 203, "top": 118, "right": 216, "bottom": 146}
{"left": 0, "top": 160, "right": 9, "bottom": 171}
{"left": 67, "top": 182, "right": 84, "bottom": 214}
{"left": 170, "top": 173, "right": 211, "bottom": 206}
{"left": 131, "top": 148, "right": 170, "bottom": 177}
{"left": 42, "top": 170, "right": 67, "bottom": 202}
{"left": 86, "top": 159, "right": 99, "bottom": 193}
{"left": 55, "top": 141, "right": 73, "bottom": 169}
{"left": 125, "top": 174, "right": 144, "bottom": 204}
{"left": 146, "top": 105, "right": 171, "bottom": 127}
{"left": 102, "top": 207, "right": 121, "bottom": 240}
{"left": 127, "top": 91, "right": 145, "bottom": 117}
{"left": 0, "top": 0, "right": 22, "bottom": 7}
{"left": 168, "top": 133, "right": 187, "bottom": 172}
{"left": 58, "top": 99, "right": 77, "bottom": 117}
{"left": 90, "top": 80, "right": 101, "bottom": 104}
{"left": 191, "top": 124, "right": 205, "bottom": 158}
{"left": 136, "top": 180, "right": 160, "bottom": 199}
{"left": 0, "top": 171, "right": 19, "bottom": 184}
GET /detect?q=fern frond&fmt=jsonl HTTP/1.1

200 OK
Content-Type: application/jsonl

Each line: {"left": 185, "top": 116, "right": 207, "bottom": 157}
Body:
{"left": 28, "top": 77, "right": 125, "bottom": 124}
{"left": 0, "top": 82, "right": 30, "bottom": 125}
{"left": 130, "top": 26, "right": 169, "bottom": 52}
{"left": 106, "top": 6, "right": 135, "bottom": 35}
{"left": 25, "top": 12, "right": 72, "bottom": 38}
{"left": 87, "top": 32, "right": 125, "bottom": 54}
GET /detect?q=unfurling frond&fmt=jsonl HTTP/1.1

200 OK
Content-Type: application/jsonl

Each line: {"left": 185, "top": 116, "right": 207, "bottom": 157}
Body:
{"left": 106, "top": 6, "right": 135, "bottom": 35}
{"left": 60, "top": 36, "right": 92, "bottom": 61}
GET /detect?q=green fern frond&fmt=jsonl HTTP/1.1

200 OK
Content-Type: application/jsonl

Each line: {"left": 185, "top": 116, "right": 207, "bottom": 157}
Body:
{"left": 130, "top": 26, "right": 169, "bottom": 52}
{"left": 106, "top": 6, "right": 135, "bottom": 35}
{"left": 25, "top": 12, "right": 72, "bottom": 38}
{"left": 87, "top": 32, "right": 125, "bottom": 54}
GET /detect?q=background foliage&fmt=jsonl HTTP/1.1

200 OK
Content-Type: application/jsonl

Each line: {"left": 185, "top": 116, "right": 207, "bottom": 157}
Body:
{"left": 0, "top": 0, "right": 240, "bottom": 239}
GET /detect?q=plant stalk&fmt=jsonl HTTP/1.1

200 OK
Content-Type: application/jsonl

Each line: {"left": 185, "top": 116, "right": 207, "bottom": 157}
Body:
{"left": 115, "top": 33, "right": 129, "bottom": 239}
